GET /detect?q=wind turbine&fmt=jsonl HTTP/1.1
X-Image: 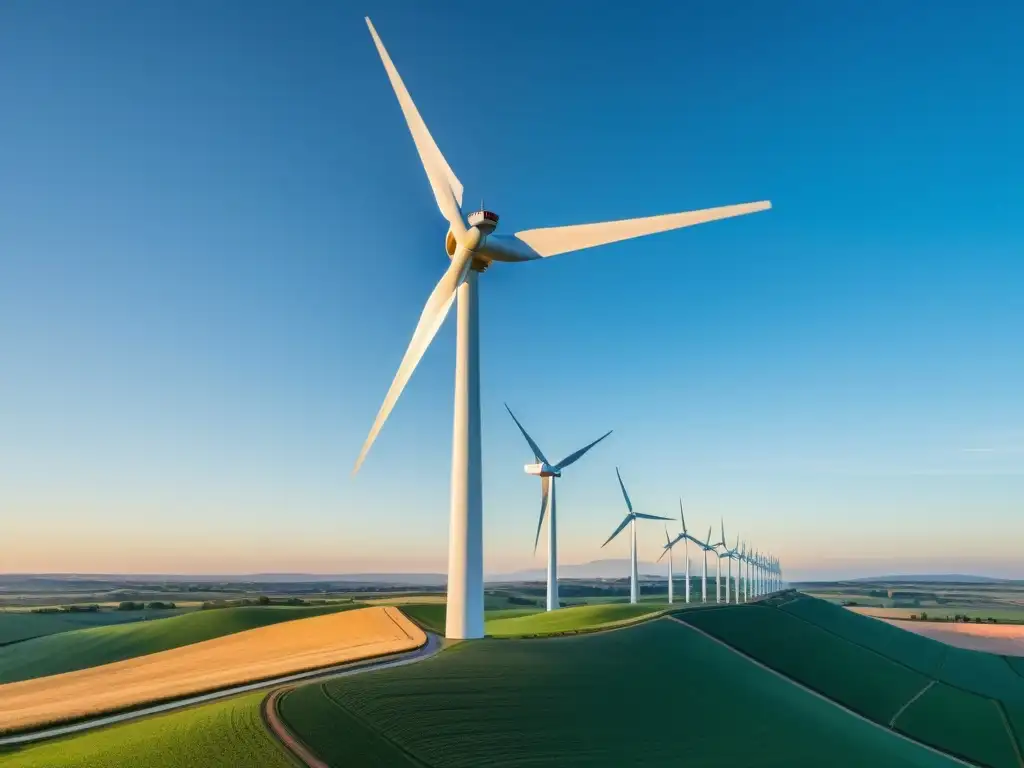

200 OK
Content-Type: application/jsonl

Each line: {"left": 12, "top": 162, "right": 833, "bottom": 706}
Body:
{"left": 695, "top": 526, "right": 719, "bottom": 603}
{"left": 677, "top": 501, "right": 702, "bottom": 604}
{"left": 718, "top": 521, "right": 739, "bottom": 604}
{"left": 743, "top": 541, "right": 752, "bottom": 602}
{"left": 602, "top": 468, "right": 671, "bottom": 604}
{"left": 505, "top": 404, "right": 611, "bottom": 612}
{"left": 351, "top": 18, "right": 773, "bottom": 639}
{"left": 658, "top": 527, "right": 683, "bottom": 604}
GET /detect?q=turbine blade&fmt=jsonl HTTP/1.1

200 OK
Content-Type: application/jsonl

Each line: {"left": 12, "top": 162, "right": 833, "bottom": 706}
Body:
{"left": 513, "top": 201, "right": 772, "bottom": 258}
{"left": 365, "top": 18, "right": 466, "bottom": 235}
{"left": 634, "top": 513, "right": 672, "bottom": 521}
{"left": 533, "top": 475, "right": 551, "bottom": 554}
{"left": 657, "top": 545, "right": 669, "bottom": 562}
{"left": 352, "top": 254, "right": 471, "bottom": 474}
{"left": 665, "top": 526, "right": 671, "bottom": 546}
{"left": 554, "top": 429, "right": 613, "bottom": 470}
{"left": 679, "top": 499, "right": 687, "bottom": 533}
{"left": 615, "top": 467, "right": 633, "bottom": 514}
{"left": 601, "top": 514, "right": 633, "bottom": 548}
{"left": 504, "top": 404, "right": 549, "bottom": 464}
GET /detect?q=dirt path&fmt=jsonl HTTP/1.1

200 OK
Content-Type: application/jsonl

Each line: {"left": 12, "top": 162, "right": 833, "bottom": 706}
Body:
{"left": 668, "top": 617, "right": 972, "bottom": 767}
{"left": 261, "top": 631, "right": 442, "bottom": 768}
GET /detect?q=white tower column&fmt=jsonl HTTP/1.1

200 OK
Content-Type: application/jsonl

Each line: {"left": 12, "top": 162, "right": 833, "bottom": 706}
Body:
{"left": 685, "top": 541, "right": 690, "bottom": 604}
{"left": 701, "top": 553, "right": 708, "bottom": 603}
{"left": 630, "top": 517, "right": 638, "bottom": 604}
{"left": 546, "top": 478, "right": 558, "bottom": 611}
{"left": 715, "top": 556, "right": 721, "bottom": 603}
{"left": 725, "top": 559, "right": 731, "bottom": 603}
{"left": 667, "top": 550, "right": 674, "bottom": 604}
{"left": 445, "top": 270, "right": 484, "bottom": 639}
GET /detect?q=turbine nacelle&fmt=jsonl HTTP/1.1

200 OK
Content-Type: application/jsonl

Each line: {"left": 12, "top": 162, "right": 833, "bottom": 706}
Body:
{"left": 524, "top": 462, "right": 560, "bottom": 478}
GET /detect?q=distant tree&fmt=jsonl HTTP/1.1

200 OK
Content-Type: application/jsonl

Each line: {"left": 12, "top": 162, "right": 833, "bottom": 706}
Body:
{"left": 258, "top": 595, "right": 271, "bottom": 606}
{"left": 919, "top": 612, "right": 928, "bottom": 621}
{"left": 117, "top": 601, "right": 143, "bottom": 611}
{"left": 974, "top": 617, "right": 982, "bottom": 623}
{"left": 145, "top": 601, "right": 176, "bottom": 610}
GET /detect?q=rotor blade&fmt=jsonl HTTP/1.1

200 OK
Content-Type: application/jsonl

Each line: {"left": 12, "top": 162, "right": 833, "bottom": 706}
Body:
{"left": 365, "top": 18, "right": 466, "bottom": 236}
{"left": 513, "top": 201, "right": 772, "bottom": 258}
{"left": 353, "top": 254, "right": 471, "bottom": 475}
{"left": 720, "top": 519, "right": 726, "bottom": 546}
{"left": 533, "top": 475, "right": 551, "bottom": 554}
{"left": 657, "top": 544, "right": 669, "bottom": 562}
{"left": 601, "top": 514, "right": 633, "bottom": 548}
{"left": 635, "top": 513, "right": 673, "bottom": 521}
{"left": 665, "top": 526, "right": 672, "bottom": 547}
{"left": 554, "top": 429, "right": 612, "bottom": 470}
{"left": 679, "top": 499, "right": 687, "bottom": 533}
{"left": 615, "top": 467, "right": 633, "bottom": 514}
{"left": 504, "top": 404, "right": 549, "bottom": 464}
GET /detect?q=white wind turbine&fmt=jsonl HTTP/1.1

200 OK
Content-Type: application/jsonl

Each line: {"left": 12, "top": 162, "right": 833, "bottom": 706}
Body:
{"left": 505, "top": 404, "right": 611, "bottom": 612}
{"left": 677, "top": 501, "right": 702, "bottom": 604}
{"left": 602, "top": 468, "right": 671, "bottom": 604}
{"left": 658, "top": 527, "right": 683, "bottom": 604}
{"left": 718, "top": 521, "right": 739, "bottom": 604}
{"left": 695, "top": 526, "right": 720, "bottom": 603}
{"left": 743, "top": 541, "right": 752, "bottom": 602}
{"left": 351, "top": 18, "right": 772, "bottom": 639}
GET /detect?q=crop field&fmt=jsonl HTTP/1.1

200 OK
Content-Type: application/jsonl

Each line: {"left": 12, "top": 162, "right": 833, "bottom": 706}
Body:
{"left": 683, "top": 605, "right": 930, "bottom": 723}
{"left": 486, "top": 603, "right": 667, "bottom": 637}
{"left": 850, "top": 606, "right": 1024, "bottom": 622}
{"left": 0, "top": 608, "right": 192, "bottom": 645}
{"left": 883, "top": 619, "right": 1024, "bottom": 656}
{"left": 781, "top": 596, "right": 949, "bottom": 675}
{"left": 892, "top": 682, "right": 1022, "bottom": 768}
{"left": 0, "top": 691, "right": 292, "bottom": 768}
{"left": 0, "top": 604, "right": 362, "bottom": 684}
{"left": 278, "top": 617, "right": 955, "bottom": 767}
{"left": 688, "top": 596, "right": 1024, "bottom": 767}
{"left": 0, "top": 605, "right": 424, "bottom": 733}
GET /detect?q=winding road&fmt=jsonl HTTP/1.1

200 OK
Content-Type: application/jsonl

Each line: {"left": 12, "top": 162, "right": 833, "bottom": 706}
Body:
{"left": 0, "top": 631, "right": 442, "bottom": 749}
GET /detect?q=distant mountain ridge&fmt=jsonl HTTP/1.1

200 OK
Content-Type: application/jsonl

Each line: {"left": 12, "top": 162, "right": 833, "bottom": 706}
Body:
{"left": 848, "top": 574, "right": 1014, "bottom": 584}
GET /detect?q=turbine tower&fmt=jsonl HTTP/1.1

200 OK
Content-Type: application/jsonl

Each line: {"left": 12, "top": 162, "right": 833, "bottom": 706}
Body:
{"left": 695, "top": 526, "right": 719, "bottom": 603}
{"left": 658, "top": 527, "right": 683, "bottom": 604}
{"left": 505, "top": 404, "right": 611, "bottom": 612}
{"left": 743, "top": 541, "right": 752, "bottom": 602}
{"left": 351, "top": 18, "right": 772, "bottom": 639}
{"left": 719, "top": 521, "right": 739, "bottom": 604}
{"left": 677, "top": 501, "right": 702, "bottom": 604}
{"left": 602, "top": 468, "right": 671, "bottom": 603}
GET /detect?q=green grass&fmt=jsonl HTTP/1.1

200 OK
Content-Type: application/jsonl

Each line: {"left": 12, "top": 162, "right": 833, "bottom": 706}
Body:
{"left": 1008, "top": 656, "right": 1024, "bottom": 678}
{"left": 935, "top": 647, "right": 1024, "bottom": 704}
{"left": 0, "top": 691, "right": 292, "bottom": 768}
{"left": 893, "top": 682, "right": 1022, "bottom": 768}
{"left": 0, "top": 604, "right": 360, "bottom": 683}
{"left": 397, "top": 604, "right": 446, "bottom": 634}
{"left": 485, "top": 603, "right": 666, "bottom": 637}
{"left": 0, "top": 609, "right": 192, "bottom": 646}
{"left": 780, "top": 596, "right": 949, "bottom": 675}
{"left": 279, "top": 618, "right": 954, "bottom": 767}
{"left": 683, "top": 605, "right": 931, "bottom": 723}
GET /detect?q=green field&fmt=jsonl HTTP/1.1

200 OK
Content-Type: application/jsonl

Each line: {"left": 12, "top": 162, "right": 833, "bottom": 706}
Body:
{"left": 486, "top": 603, "right": 667, "bottom": 637}
{"left": 398, "top": 602, "right": 665, "bottom": 638}
{"left": 0, "top": 609, "right": 193, "bottom": 646}
{"left": 686, "top": 595, "right": 1024, "bottom": 767}
{"left": 0, "top": 604, "right": 360, "bottom": 684}
{"left": 278, "top": 617, "right": 955, "bottom": 767}
{"left": 684, "top": 604, "right": 931, "bottom": 723}
{"left": 0, "top": 692, "right": 292, "bottom": 768}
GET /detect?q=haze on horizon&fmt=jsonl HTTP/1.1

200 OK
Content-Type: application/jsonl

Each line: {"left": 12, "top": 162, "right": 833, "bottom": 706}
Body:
{"left": 1, "top": 1, "right": 1022, "bottom": 582}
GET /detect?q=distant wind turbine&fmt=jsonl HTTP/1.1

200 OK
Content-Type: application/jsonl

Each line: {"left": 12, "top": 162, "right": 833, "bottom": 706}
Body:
{"left": 658, "top": 526, "right": 683, "bottom": 604}
{"left": 677, "top": 501, "right": 703, "bottom": 604}
{"left": 602, "top": 468, "right": 671, "bottom": 604}
{"left": 695, "top": 526, "right": 720, "bottom": 603}
{"left": 505, "top": 404, "right": 611, "bottom": 612}
{"left": 718, "top": 521, "right": 740, "bottom": 604}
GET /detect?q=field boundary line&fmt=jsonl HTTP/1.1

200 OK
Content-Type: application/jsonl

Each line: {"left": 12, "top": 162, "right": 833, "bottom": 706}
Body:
{"left": 889, "top": 680, "right": 936, "bottom": 727}
{"left": 994, "top": 700, "right": 1024, "bottom": 768}
{"left": 668, "top": 616, "right": 975, "bottom": 767}
{"left": 263, "top": 689, "right": 328, "bottom": 768}
{"left": 319, "top": 683, "right": 432, "bottom": 767}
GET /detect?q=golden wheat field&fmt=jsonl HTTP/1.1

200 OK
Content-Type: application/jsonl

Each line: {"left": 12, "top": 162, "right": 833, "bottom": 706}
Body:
{"left": 0, "top": 606, "right": 424, "bottom": 733}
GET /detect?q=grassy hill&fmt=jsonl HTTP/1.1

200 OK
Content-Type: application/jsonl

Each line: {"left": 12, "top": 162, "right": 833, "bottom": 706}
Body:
{"left": 0, "top": 605, "right": 360, "bottom": 684}
{"left": 683, "top": 594, "right": 1024, "bottom": 768}
{"left": 486, "top": 603, "right": 666, "bottom": 637}
{"left": 0, "top": 691, "right": 291, "bottom": 768}
{"left": 278, "top": 617, "right": 955, "bottom": 767}
{"left": 0, "top": 608, "right": 192, "bottom": 646}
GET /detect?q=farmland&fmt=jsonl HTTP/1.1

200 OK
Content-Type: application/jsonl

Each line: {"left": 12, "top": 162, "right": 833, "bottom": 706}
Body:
{"left": 486, "top": 602, "right": 667, "bottom": 636}
{"left": 0, "top": 604, "right": 362, "bottom": 684}
{"left": 0, "top": 608, "right": 192, "bottom": 646}
{"left": 277, "top": 616, "right": 955, "bottom": 767}
{"left": 683, "top": 595, "right": 1024, "bottom": 768}
{"left": 0, "top": 691, "right": 291, "bottom": 768}
{"left": 0, "top": 606, "right": 424, "bottom": 733}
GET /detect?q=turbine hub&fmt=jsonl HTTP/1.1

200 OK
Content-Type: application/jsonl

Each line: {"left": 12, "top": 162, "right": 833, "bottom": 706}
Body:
{"left": 467, "top": 209, "right": 499, "bottom": 236}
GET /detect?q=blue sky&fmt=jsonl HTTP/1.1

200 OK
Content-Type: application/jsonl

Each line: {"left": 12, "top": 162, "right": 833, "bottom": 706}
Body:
{"left": 1, "top": 1, "right": 1022, "bottom": 580}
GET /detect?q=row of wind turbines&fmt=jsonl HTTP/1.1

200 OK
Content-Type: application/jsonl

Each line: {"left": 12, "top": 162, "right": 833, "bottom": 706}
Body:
{"left": 352, "top": 17, "right": 773, "bottom": 639}
{"left": 508, "top": 405, "right": 782, "bottom": 611}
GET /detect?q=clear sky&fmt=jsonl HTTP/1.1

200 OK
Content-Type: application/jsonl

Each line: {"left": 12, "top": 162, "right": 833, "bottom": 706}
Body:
{"left": 2, "top": 1, "right": 1022, "bottom": 581}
